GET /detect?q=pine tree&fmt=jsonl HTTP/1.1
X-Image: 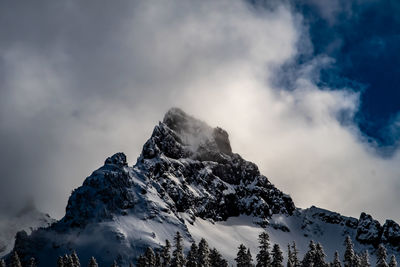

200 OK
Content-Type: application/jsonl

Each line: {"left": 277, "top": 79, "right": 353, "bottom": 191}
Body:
{"left": 88, "top": 257, "right": 98, "bottom": 267}
{"left": 256, "top": 232, "right": 271, "bottom": 267}
{"left": 389, "top": 255, "right": 397, "bottom": 267}
{"left": 360, "top": 251, "right": 370, "bottom": 267}
{"left": 162, "top": 239, "right": 172, "bottom": 267}
{"left": 287, "top": 244, "right": 294, "bottom": 267}
{"left": 0, "top": 259, "right": 5, "bottom": 267}
{"left": 64, "top": 255, "right": 74, "bottom": 267}
{"left": 314, "top": 243, "right": 328, "bottom": 267}
{"left": 301, "top": 240, "right": 316, "bottom": 267}
{"left": 71, "top": 251, "right": 81, "bottom": 267}
{"left": 137, "top": 255, "right": 147, "bottom": 267}
{"left": 343, "top": 236, "right": 355, "bottom": 267}
{"left": 58, "top": 256, "right": 65, "bottom": 267}
{"left": 376, "top": 244, "right": 389, "bottom": 267}
{"left": 331, "top": 251, "right": 341, "bottom": 267}
{"left": 353, "top": 255, "right": 361, "bottom": 267}
{"left": 186, "top": 243, "right": 198, "bottom": 267}
{"left": 155, "top": 252, "right": 162, "bottom": 267}
{"left": 63, "top": 255, "right": 69, "bottom": 267}
{"left": 291, "top": 242, "right": 301, "bottom": 267}
{"left": 28, "top": 257, "right": 37, "bottom": 267}
{"left": 246, "top": 249, "right": 254, "bottom": 267}
{"left": 236, "top": 244, "right": 249, "bottom": 267}
{"left": 209, "top": 248, "right": 228, "bottom": 267}
{"left": 10, "top": 251, "right": 22, "bottom": 267}
{"left": 110, "top": 261, "right": 119, "bottom": 267}
{"left": 145, "top": 247, "right": 156, "bottom": 267}
{"left": 220, "top": 258, "right": 229, "bottom": 267}
{"left": 198, "top": 238, "right": 210, "bottom": 267}
{"left": 271, "top": 244, "right": 283, "bottom": 267}
{"left": 171, "top": 232, "right": 185, "bottom": 267}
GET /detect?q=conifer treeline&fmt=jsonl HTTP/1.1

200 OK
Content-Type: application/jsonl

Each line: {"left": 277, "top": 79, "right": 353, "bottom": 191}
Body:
{"left": 2, "top": 233, "right": 398, "bottom": 267}
{"left": 137, "top": 232, "right": 228, "bottom": 267}
{"left": 137, "top": 232, "right": 398, "bottom": 267}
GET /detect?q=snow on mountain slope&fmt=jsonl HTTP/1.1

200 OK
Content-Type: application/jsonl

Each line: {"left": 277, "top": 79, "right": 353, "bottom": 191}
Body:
{"left": 12, "top": 153, "right": 194, "bottom": 266}
{"left": 0, "top": 202, "right": 54, "bottom": 257}
{"left": 186, "top": 208, "right": 394, "bottom": 265}
{"left": 7, "top": 108, "right": 400, "bottom": 266}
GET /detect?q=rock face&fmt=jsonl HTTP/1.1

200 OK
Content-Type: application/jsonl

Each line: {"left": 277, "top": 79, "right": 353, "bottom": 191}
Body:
{"left": 62, "top": 152, "right": 135, "bottom": 227}
{"left": 62, "top": 108, "right": 294, "bottom": 227}
{"left": 138, "top": 108, "right": 295, "bottom": 220}
{"left": 302, "top": 206, "right": 358, "bottom": 229}
{"left": 356, "top": 212, "right": 383, "bottom": 245}
{"left": 382, "top": 220, "right": 400, "bottom": 246}
{"left": 7, "top": 108, "right": 400, "bottom": 266}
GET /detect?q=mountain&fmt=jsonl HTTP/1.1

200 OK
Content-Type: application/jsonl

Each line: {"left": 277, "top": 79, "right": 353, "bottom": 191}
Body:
{"left": 0, "top": 202, "right": 54, "bottom": 257}
{"left": 7, "top": 108, "right": 400, "bottom": 266}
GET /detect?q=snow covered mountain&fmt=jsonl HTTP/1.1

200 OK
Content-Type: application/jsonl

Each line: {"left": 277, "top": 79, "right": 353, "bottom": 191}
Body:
{"left": 0, "top": 202, "right": 54, "bottom": 257}
{"left": 8, "top": 108, "right": 400, "bottom": 266}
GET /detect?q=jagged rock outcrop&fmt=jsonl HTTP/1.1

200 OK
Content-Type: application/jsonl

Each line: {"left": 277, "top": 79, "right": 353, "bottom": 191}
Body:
{"left": 137, "top": 108, "right": 295, "bottom": 220}
{"left": 356, "top": 212, "right": 383, "bottom": 245}
{"left": 302, "top": 208, "right": 400, "bottom": 248}
{"left": 382, "top": 220, "right": 400, "bottom": 246}
{"left": 62, "top": 153, "right": 135, "bottom": 227}
{"left": 61, "top": 108, "right": 294, "bottom": 227}
{"left": 303, "top": 206, "right": 358, "bottom": 229}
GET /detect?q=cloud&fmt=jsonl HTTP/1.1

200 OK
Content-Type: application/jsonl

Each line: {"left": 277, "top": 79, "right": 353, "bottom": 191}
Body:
{"left": 293, "top": 0, "right": 400, "bottom": 148}
{"left": 0, "top": 0, "right": 399, "bottom": 223}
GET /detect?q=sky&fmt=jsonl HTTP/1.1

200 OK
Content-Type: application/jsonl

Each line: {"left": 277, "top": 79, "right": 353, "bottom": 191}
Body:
{"left": 0, "top": 0, "right": 399, "bottom": 223}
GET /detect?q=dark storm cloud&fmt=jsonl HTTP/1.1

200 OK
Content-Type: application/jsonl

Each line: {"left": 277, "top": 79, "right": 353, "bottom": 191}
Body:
{"left": 0, "top": 0, "right": 399, "bottom": 224}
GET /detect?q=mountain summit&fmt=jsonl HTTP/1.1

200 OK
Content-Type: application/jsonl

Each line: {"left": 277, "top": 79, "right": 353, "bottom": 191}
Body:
{"left": 9, "top": 108, "right": 400, "bottom": 266}
{"left": 137, "top": 107, "right": 295, "bottom": 220}
{"left": 161, "top": 107, "right": 232, "bottom": 156}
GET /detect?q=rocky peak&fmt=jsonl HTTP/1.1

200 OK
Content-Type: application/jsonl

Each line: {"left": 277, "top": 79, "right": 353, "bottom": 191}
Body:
{"left": 62, "top": 153, "right": 135, "bottom": 227}
{"left": 356, "top": 212, "right": 383, "bottom": 245}
{"left": 212, "top": 127, "right": 232, "bottom": 155}
{"left": 163, "top": 108, "right": 231, "bottom": 153}
{"left": 12, "top": 108, "right": 296, "bottom": 264}
{"left": 137, "top": 108, "right": 295, "bottom": 220}
{"left": 382, "top": 219, "right": 400, "bottom": 245}
{"left": 143, "top": 108, "right": 232, "bottom": 161}
{"left": 163, "top": 108, "right": 206, "bottom": 134}
{"left": 58, "top": 109, "right": 295, "bottom": 228}
{"left": 104, "top": 152, "right": 128, "bottom": 167}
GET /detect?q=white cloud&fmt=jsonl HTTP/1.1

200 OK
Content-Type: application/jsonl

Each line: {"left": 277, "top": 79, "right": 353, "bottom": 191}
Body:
{"left": 0, "top": 0, "right": 399, "bottom": 223}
